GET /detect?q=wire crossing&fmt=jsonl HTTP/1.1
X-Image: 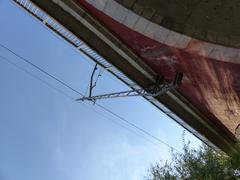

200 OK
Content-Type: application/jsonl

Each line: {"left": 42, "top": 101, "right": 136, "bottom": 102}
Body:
{"left": 0, "top": 55, "right": 166, "bottom": 150}
{"left": 0, "top": 43, "right": 180, "bottom": 152}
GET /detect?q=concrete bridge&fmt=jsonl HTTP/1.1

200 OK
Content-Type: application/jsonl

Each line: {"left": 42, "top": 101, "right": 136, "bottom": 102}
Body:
{"left": 14, "top": 0, "right": 240, "bottom": 154}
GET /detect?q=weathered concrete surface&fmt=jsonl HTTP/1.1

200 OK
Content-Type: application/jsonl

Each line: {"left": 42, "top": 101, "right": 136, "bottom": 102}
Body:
{"left": 76, "top": 0, "right": 240, "bottom": 152}
{"left": 79, "top": 0, "right": 240, "bottom": 141}
{"left": 116, "top": 0, "right": 240, "bottom": 48}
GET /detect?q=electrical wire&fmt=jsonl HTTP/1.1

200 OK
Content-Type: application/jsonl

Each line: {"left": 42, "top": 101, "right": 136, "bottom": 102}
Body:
{"left": 0, "top": 55, "right": 75, "bottom": 101}
{"left": 0, "top": 55, "right": 163, "bottom": 149}
{"left": 0, "top": 55, "right": 171, "bottom": 151}
{"left": 0, "top": 44, "right": 80, "bottom": 95}
{"left": 0, "top": 43, "right": 180, "bottom": 152}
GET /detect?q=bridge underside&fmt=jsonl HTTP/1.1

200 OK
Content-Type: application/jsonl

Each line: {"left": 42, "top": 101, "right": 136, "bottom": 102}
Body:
{"left": 17, "top": 0, "right": 240, "bottom": 154}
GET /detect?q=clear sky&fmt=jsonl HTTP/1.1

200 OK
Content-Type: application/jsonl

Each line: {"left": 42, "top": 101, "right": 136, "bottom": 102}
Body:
{"left": 0, "top": 1, "right": 201, "bottom": 180}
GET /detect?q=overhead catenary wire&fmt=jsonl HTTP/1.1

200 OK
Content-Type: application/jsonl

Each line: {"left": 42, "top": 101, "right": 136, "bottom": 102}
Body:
{"left": 2, "top": 55, "right": 168, "bottom": 150}
{"left": 0, "top": 43, "right": 80, "bottom": 95}
{"left": 0, "top": 55, "right": 75, "bottom": 100}
{"left": 0, "top": 43, "right": 180, "bottom": 153}
{"left": 0, "top": 55, "right": 164, "bottom": 150}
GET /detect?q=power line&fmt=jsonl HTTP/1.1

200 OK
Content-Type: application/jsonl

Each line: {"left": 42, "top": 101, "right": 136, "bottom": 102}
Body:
{"left": 0, "top": 43, "right": 180, "bottom": 152}
{"left": 0, "top": 55, "right": 167, "bottom": 150}
{"left": 0, "top": 55, "right": 163, "bottom": 149}
{"left": 97, "top": 103, "right": 177, "bottom": 151}
{"left": 0, "top": 43, "right": 80, "bottom": 95}
{"left": 0, "top": 55, "right": 75, "bottom": 101}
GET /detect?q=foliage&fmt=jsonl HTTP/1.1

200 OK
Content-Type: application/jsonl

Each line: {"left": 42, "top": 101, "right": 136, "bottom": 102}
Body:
{"left": 146, "top": 138, "right": 240, "bottom": 180}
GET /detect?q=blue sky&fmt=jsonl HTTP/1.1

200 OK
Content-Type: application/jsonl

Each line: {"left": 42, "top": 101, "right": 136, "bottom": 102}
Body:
{"left": 0, "top": 1, "right": 201, "bottom": 180}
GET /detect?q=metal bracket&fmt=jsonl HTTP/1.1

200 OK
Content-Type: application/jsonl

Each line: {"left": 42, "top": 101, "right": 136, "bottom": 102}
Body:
{"left": 89, "top": 64, "right": 98, "bottom": 97}
{"left": 77, "top": 72, "right": 183, "bottom": 102}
